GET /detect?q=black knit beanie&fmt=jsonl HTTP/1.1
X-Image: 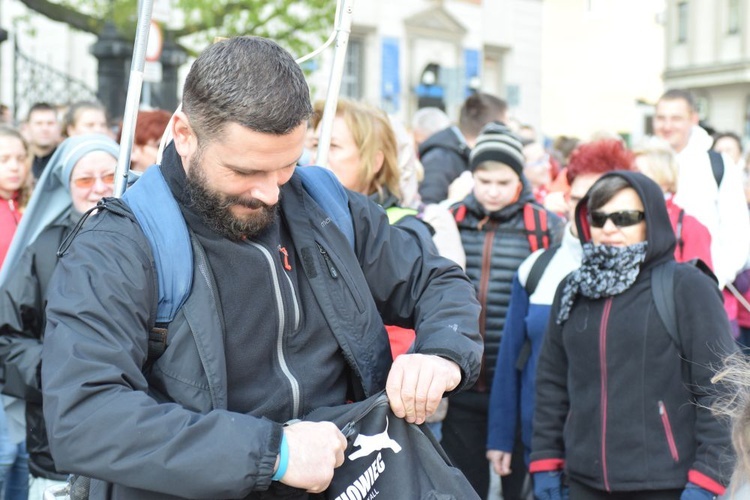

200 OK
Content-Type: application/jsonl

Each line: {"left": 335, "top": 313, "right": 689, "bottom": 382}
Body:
{"left": 469, "top": 121, "right": 525, "bottom": 177}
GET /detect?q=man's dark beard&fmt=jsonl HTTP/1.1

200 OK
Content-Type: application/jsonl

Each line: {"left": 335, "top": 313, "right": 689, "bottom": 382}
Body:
{"left": 185, "top": 155, "right": 278, "bottom": 240}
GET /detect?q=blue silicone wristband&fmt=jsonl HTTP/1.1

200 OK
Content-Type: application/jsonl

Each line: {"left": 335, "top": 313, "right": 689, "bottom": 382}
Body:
{"left": 272, "top": 434, "right": 289, "bottom": 481}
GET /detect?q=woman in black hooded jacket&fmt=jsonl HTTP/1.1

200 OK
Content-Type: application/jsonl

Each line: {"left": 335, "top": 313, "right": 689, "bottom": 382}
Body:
{"left": 530, "top": 171, "right": 735, "bottom": 500}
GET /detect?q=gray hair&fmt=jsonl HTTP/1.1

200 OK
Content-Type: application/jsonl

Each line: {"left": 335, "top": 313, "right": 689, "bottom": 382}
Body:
{"left": 182, "top": 36, "right": 313, "bottom": 141}
{"left": 411, "top": 107, "right": 451, "bottom": 137}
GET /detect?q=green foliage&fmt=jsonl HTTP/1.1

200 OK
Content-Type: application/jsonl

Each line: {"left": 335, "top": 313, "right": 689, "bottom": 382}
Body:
{"left": 30, "top": 0, "right": 336, "bottom": 58}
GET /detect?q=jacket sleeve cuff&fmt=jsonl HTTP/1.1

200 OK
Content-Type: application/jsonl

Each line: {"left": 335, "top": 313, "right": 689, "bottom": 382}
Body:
{"left": 529, "top": 458, "right": 565, "bottom": 473}
{"left": 688, "top": 470, "right": 726, "bottom": 496}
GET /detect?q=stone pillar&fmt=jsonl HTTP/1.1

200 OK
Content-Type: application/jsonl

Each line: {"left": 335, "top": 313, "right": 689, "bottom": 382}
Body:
{"left": 90, "top": 22, "right": 132, "bottom": 120}
{"left": 155, "top": 34, "right": 187, "bottom": 111}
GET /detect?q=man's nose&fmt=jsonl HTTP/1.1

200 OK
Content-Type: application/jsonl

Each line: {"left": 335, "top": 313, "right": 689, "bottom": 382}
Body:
{"left": 250, "top": 178, "right": 281, "bottom": 206}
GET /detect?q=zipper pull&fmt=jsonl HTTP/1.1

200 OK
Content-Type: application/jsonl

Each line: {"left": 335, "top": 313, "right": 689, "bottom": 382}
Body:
{"left": 278, "top": 245, "right": 292, "bottom": 271}
{"left": 317, "top": 243, "right": 338, "bottom": 279}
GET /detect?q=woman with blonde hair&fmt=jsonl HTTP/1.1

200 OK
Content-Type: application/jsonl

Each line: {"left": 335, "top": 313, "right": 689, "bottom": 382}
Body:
{"left": 311, "top": 99, "right": 401, "bottom": 202}
{"left": 310, "top": 98, "right": 464, "bottom": 349}
{"left": 634, "top": 137, "right": 713, "bottom": 268}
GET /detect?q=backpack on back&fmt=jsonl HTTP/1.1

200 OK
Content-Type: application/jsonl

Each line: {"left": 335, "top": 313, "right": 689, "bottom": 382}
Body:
{"left": 120, "top": 165, "right": 355, "bottom": 361}
{"left": 708, "top": 150, "right": 724, "bottom": 187}
{"left": 651, "top": 259, "right": 717, "bottom": 383}
{"left": 452, "top": 202, "right": 553, "bottom": 254}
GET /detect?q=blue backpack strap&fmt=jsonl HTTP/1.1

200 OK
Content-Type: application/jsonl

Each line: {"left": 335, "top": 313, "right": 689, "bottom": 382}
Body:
{"left": 295, "top": 166, "right": 355, "bottom": 250}
{"left": 122, "top": 165, "right": 193, "bottom": 324}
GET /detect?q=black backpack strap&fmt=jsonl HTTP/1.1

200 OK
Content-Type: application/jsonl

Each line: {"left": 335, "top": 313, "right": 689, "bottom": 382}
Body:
{"left": 708, "top": 150, "right": 725, "bottom": 187}
{"left": 515, "top": 340, "right": 532, "bottom": 372}
{"left": 675, "top": 208, "right": 685, "bottom": 260}
{"left": 651, "top": 261, "right": 681, "bottom": 354}
{"left": 524, "top": 244, "right": 561, "bottom": 296}
{"left": 515, "top": 244, "right": 561, "bottom": 371}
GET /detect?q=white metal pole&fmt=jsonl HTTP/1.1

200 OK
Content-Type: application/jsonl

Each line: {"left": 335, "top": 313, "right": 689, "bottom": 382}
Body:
{"left": 114, "top": 0, "right": 154, "bottom": 197}
{"left": 314, "top": 0, "right": 354, "bottom": 168}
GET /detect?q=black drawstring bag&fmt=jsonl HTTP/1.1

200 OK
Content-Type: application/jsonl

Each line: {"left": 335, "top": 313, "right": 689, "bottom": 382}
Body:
{"left": 302, "top": 391, "right": 479, "bottom": 500}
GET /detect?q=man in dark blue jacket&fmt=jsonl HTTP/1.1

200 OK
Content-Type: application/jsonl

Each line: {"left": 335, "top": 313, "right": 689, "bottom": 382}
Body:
{"left": 40, "top": 36, "right": 482, "bottom": 500}
{"left": 418, "top": 92, "right": 507, "bottom": 204}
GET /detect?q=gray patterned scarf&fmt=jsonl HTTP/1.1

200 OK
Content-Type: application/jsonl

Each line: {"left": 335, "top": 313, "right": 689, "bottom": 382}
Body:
{"left": 556, "top": 241, "right": 648, "bottom": 324}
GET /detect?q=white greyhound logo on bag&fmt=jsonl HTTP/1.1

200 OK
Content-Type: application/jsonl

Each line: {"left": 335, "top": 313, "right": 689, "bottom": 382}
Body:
{"left": 348, "top": 416, "right": 402, "bottom": 461}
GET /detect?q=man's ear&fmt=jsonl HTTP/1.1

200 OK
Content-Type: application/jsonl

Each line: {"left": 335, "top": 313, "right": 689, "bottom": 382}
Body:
{"left": 172, "top": 111, "right": 196, "bottom": 159}
{"left": 690, "top": 110, "right": 700, "bottom": 126}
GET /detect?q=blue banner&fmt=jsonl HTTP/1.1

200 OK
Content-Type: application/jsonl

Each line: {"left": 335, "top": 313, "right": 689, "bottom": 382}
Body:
{"left": 381, "top": 37, "right": 401, "bottom": 113}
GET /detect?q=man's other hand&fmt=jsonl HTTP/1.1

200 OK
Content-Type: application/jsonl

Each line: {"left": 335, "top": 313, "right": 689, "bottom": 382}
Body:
{"left": 385, "top": 354, "right": 461, "bottom": 424}
{"left": 279, "top": 421, "right": 347, "bottom": 493}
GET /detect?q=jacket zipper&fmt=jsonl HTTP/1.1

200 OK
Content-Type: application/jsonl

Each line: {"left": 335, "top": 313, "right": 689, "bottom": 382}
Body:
{"left": 247, "top": 240, "right": 301, "bottom": 419}
{"left": 193, "top": 242, "right": 222, "bottom": 410}
{"left": 658, "top": 400, "right": 680, "bottom": 462}
{"left": 475, "top": 225, "right": 497, "bottom": 392}
{"left": 317, "top": 242, "right": 339, "bottom": 279}
{"left": 599, "top": 297, "right": 613, "bottom": 492}
{"left": 282, "top": 271, "right": 301, "bottom": 331}
{"left": 340, "top": 393, "right": 390, "bottom": 438}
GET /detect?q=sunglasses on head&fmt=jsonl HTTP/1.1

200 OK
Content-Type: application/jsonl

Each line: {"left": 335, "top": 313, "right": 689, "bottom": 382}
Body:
{"left": 71, "top": 173, "right": 116, "bottom": 189}
{"left": 588, "top": 210, "right": 645, "bottom": 228}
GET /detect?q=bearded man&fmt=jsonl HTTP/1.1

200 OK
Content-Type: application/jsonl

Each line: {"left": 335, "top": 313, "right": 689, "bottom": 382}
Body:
{"left": 40, "top": 36, "right": 482, "bottom": 500}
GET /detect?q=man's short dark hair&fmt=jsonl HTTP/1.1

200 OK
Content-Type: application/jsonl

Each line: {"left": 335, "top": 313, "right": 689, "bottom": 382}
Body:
{"left": 458, "top": 93, "right": 508, "bottom": 139}
{"left": 27, "top": 102, "right": 56, "bottom": 121}
{"left": 658, "top": 89, "right": 697, "bottom": 113}
{"left": 182, "top": 36, "right": 313, "bottom": 141}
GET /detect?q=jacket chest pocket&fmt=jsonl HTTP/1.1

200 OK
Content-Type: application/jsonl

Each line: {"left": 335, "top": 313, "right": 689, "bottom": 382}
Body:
{"left": 307, "top": 242, "right": 366, "bottom": 314}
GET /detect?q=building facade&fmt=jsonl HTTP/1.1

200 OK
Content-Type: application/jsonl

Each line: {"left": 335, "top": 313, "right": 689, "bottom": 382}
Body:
{"left": 539, "top": 0, "right": 666, "bottom": 145}
{"left": 306, "top": 0, "right": 544, "bottom": 128}
{"left": 664, "top": 0, "right": 750, "bottom": 138}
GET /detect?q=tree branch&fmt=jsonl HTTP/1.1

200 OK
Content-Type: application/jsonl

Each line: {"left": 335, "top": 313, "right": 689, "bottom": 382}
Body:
{"left": 16, "top": 0, "right": 102, "bottom": 34}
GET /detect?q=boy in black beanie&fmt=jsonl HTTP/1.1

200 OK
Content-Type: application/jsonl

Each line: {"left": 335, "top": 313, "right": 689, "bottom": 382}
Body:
{"left": 444, "top": 121, "right": 564, "bottom": 499}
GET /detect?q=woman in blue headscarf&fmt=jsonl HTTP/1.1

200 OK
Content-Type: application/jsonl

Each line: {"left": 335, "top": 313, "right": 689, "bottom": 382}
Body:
{"left": 0, "top": 134, "right": 119, "bottom": 498}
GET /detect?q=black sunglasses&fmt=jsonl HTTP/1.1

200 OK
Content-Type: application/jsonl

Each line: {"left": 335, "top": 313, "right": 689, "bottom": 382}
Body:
{"left": 588, "top": 210, "right": 645, "bottom": 228}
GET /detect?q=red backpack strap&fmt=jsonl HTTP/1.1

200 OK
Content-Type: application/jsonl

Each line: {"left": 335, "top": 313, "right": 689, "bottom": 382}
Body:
{"left": 523, "top": 203, "right": 550, "bottom": 252}
{"left": 451, "top": 204, "right": 468, "bottom": 223}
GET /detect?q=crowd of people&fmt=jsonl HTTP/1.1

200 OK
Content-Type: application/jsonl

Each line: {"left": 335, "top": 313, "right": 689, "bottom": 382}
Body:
{"left": 0, "top": 35, "right": 747, "bottom": 500}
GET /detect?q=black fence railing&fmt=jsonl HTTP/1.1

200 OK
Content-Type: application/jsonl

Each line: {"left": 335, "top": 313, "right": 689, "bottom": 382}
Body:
{"left": 13, "top": 38, "right": 97, "bottom": 121}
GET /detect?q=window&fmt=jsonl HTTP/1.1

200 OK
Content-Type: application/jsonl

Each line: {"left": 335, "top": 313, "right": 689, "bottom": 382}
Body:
{"left": 341, "top": 37, "right": 364, "bottom": 100}
{"left": 677, "top": 1, "right": 689, "bottom": 43}
{"left": 728, "top": 0, "right": 740, "bottom": 34}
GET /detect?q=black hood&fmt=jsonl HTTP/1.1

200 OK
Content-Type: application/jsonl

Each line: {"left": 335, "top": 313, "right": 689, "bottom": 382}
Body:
{"left": 417, "top": 127, "right": 470, "bottom": 163}
{"left": 574, "top": 170, "right": 675, "bottom": 266}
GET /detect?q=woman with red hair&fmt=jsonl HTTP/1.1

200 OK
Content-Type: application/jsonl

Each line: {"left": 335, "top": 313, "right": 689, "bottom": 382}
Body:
{"left": 117, "top": 109, "right": 172, "bottom": 172}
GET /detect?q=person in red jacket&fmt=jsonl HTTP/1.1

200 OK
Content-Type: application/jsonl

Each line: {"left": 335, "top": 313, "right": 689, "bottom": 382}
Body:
{"left": 0, "top": 126, "right": 32, "bottom": 267}
{"left": 634, "top": 138, "right": 713, "bottom": 269}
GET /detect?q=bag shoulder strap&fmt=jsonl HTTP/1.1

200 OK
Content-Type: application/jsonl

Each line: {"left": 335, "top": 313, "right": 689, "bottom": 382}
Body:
{"left": 524, "top": 243, "right": 561, "bottom": 296}
{"left": 675, "top": 208, "right": 685, "bottom": 260}
{"left": 708, "top": 150, "right": 725, "bottom": 187}
{"left": 523, "top": 203, "right": 551, "bottom": 253}
{"left": 296, "top": 166, "right": 355, "bottom": 250}
{"left": 122, "top": 165, "right": 193, "bottom": 326}
{"left": 651, "top": 260, "right": 681, "bottom": 354}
